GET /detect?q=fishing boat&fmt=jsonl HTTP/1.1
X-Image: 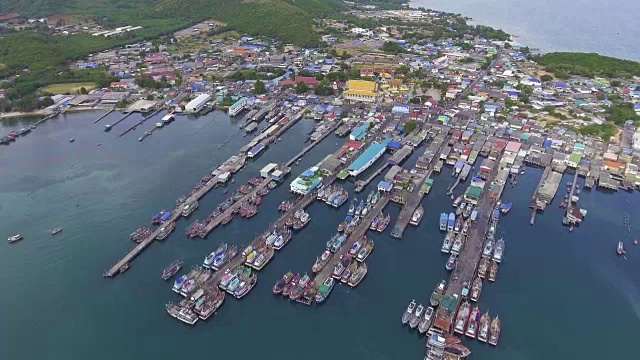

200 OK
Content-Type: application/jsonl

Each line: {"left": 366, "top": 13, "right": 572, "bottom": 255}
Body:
{"left": 444, "top": 343, "right": 471, "bottom": 358}
{"left": 456, "top": 202, "right": 466, "bottom": 216}
{"left": 482, "top": 238, "right": 495, "bottom": 257}
{"left": 348, "top": 262, "right": 367, "bottom": 287}
{"left": 465, "top": 307, "right": 480, "bottom": 339}
{"left": 439, "top": 213, "right": 448, "bottom": 231}
{"left": 418, "top": 306, "right": 434, "bottom": 334}
{"left": 298, "top": 283, "right": 316, "bottom": 306}
{"left": 447, "top": 213, "right": 455, "bottom": 232}
{"left": 293, "top": 212, "right": 310, "bottom": 230}
{"left": 410, "top": 304, "right": 425, "bottom": 329}
{"left": 369, "top": 215, "right": 380, "bottom": 230}
{"left": 349, "top": 237, "right": 365, "bottom": 256}
{"left": 441, "top": 231, "right": 454, "bottom": 253}
{"left": 234, "top": 273, "right": 257, "bottom": 299}
{"left": 493, "top": 238, "right": 505, "bottom": 262}
{"left": 477, "top": 311, "right": 491, "bottom": 343}
{"left": 312, "top": 250, "right": 332, "bottom": 273}
{"left": 341, "top": 261, "right": 358, "bottom": 284}
{"left": 478, "top": 257, "right": 489, "bottom": 278}
{"left": 361, "top": 203, "right": 369, "bottom": 216}
{"left": 454, "top": 217, "right": 463, "bottom": 233}
{"left": 462, "top": 203, "right": 473, "bottom": 219}
{"left": 355, "top": 200, "right": 364, "bottom": 216}
{"left": 488, "top": 260, "right": 498, "bottom": 282}
{"left": 197, "top": 290, "right": 225, "bottom": 320}
{"left": 332, "top": 255, "right": 352, "bottom": 279}
{"left": 356, "top": 238, "right": 374, "bottom": 262}
{"left": 348, "top": 199, "right": 356, "bottom": 216}
{"left": 272, "top": 229, "right": 292, "bottom": 250}
{"left": 337, "top": 219, "right": 348, "bottom": 232}
{"left": 7, "top": 234, "right": 23, "bottom": 243}
{"left": 470, "top": 277, "right": 482, "bottom": 302}
{"left": 289, "top": 274, "right": 310, "bottom": 301}
{"left": 181, "top": 201, "right": 198, "bottom": 217}
{"left": 283, "top": 273, "right": 301, "bottom": 298}
{"left": 617, "top": 241, "right": 626, "bottom": 255}
{"left": 366, "top": 190, "right": 374, "bottom": 204}
{"left": 410, "top": 205, "right": 424, "bottom": 226}
{"left": 172, "top": 274, "right": 188, "bottom": 293}
{"left": 162, "top": 260, "right": 183, "bottom": 280}
{"left": 453, "top": 195, "right": 463, "bottom": 207}
{"left": 331, "top": 234, "right": 347, "bottom": 253}
{"left": 445, "top": 253, "right": 457, "bottom": 271}
{"left": 377, "top": 214, "right": 390, "bottom": 232}
{"left": 252, "top": 246, "right": 274, "bottom": 270}
{"left": 273, "top": 271, "right": 294, "bottom": 295}
{"left": 48, "top": 227, "right": 63, "bottom": 235}
{"left": 212, "top": 245, "right": 237, "bottom": 271}
{"left": 156, "top": 222, "right": 176, "bottom": 240}
{"left": 453, "top": 301, "right": 470, "bottom": 335}
{"left": 430, "top": 280, "right": 446, "bottom": 307}
{"left": 451, "top": 233, "right": 464, "bottom": 254}
{"left": 166, "top": 303, "right": 198, "bottom": 325}
{"left": 402, "top": 300, "right": 417, "bottom": 325}
{"left": 371, "top": 190, "right": 380, "bottom": 205}
{"left": 500, "top": 202, "right": 512, "bottom": 214}
{"left": 488, "top": 316, "right": 501, "bottom": 346}
{"left": 326, "top": 233, "right": 339, "bottom": 249}
{"left": 315, "top": 276, "right": 335, "bottom": 303}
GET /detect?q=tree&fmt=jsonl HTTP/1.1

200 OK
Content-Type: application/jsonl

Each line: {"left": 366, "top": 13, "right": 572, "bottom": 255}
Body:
{"left": 382, "top": 41, "right": 404, "bottom": 54}
{"left": 295, "top": 82, "right": 309, "bottom": 94}
{"left": 146, "top": 94, "right": 155, "bottom": 100}
{"left": 253, "top": 80, "right": 267, "bottom": 95}
{"left": 540, "top": 74, "right": 553, "bottom": 82}
{"left": 80, "top": 87, "right": 88, "bottom": 94}
{"left": 405, "top": 119, "right": 418, "bottom": 133}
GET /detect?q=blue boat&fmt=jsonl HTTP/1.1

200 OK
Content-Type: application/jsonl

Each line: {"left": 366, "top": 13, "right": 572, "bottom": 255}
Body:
{"left": 160, "top": 211, "right": 172, "bottom": 223}
{"left": 152, "top": 211, "right": 166, "bottom": 224}
{"left": 500, "top": 203, "right": 513, "bottom": 214}
{"left": 331, "top": 234, "right": 347, "bottom": 253}
{"left": 447, "top": 213, "right": 456, "bottom": 232}
{"left": 439, "top": 213, "right": 448, "bottom": 231}
{"left": 172, "top": 275, "right": 187, "bottom": 293}
{"left": 315, "top": 277, "right": 335, "bottom": 303}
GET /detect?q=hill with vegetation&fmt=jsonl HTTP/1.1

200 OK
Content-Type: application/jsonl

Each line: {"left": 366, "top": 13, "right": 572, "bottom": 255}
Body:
{"left": 535, "top": 52, "right": 640, "bottom": 79}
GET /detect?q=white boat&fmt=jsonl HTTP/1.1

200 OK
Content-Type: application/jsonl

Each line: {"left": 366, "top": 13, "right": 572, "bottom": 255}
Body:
{"left": 482, "top": 239, "right": 495, "bottom": 257}
{"left": 441, "top": 231, "right": 454, "bottom": 253}
{"left": 7, "top": 234, "right": 22, "bottom": 243}
{"left": 410, "top": 304, "right": 424, "bottom": 329}
{"left": 402, "top": 300, "right": 416, "bottom": 325}
{"left": 492, "top": 238, "right": 505, "bottom": 263}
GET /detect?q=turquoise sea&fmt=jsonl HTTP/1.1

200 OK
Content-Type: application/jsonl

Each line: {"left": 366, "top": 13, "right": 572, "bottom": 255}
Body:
{"left": 1, "top": 110, "right": 639, "bottom": 359}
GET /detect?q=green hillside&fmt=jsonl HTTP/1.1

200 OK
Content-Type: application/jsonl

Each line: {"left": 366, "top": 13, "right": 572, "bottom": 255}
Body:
{"left": 536, "top": 52, "right": 640, "bottom": 78}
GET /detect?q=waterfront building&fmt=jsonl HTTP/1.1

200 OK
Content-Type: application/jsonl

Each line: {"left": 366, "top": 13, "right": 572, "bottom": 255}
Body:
{"left": 290, "top": 166, "right": 323, "bottom": 195}
{"left": 347, "top": 138, "right": 391, "bottom": 177}
{"left": 229, "top": 97, "right": 248, "bottom": 116}
{"left": 185, "top": 93, "right": 211, "bottom": 113}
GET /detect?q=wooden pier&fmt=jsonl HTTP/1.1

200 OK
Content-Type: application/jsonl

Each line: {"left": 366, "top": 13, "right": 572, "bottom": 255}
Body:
{"left": 285, "top": 121, "right": 341, "bottom": 168}
{"left": 354, "top": 161, "right": 392, "bottom": 193}
{"left": 118, "top": 109, "right": 163, "bottom": 137}
{"left": 313, "top": 195, "right": 390, "bottom": 288}
{"left": 529, "top": 165, "right": 552, "bottom": 225}
{"left": 104, "top": 112, "right": 132, "bottom": 131}
{"left": 32, "top": 112, "right": 58, "bottom": 128}
{"left": 93, "top": 108, "right": 116, "bottom": 124}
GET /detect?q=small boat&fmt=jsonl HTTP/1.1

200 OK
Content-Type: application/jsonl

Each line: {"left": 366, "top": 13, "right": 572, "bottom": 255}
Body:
{"left": 617, "top": 241, "right": 626, "bottom": 255}
{"left": 478, "top": 257, "right": 489, "bottom": 278}
{"left": 500, "top": 202, "right": 512, "bottom": 214}
{"left": 488, "top": 316, "right": 501, "bottom": 346}
{"left": 453, "top": 301, "right": 470, "bottom": 335}
{"left": 477, "top": 311, "right": 491, "bottom": 343}
{"left": 315, "top": 276, "right": 335, "bottom": 303}
{"left": 349, "top": 237, "right": 365, "bottom": 256}
{"left": 283, "top": 273, "right": 300, "bottom": 298}
{"left": 273, "top": 271, "right": 294, "bottom": 295}
{"left": 488, "top": 260, "right": 498, "bottom": 282}
{"left": 330, "top": 234, "right": 347, "bottom": 253}
{"left": 446, "top": 253, "right": 457, "bottom": 271}
{"left": 348, "top": 199, "right": 356, "bottom": 216}
{"left": 456, "top": 202, "right": 466, "bottom": 216}
{"left": 69, "top": 138, "right": 75, "bottom": 143}
{"left": 347, "top": 262, "right": 367, "bottom": 287}
{"left": 418, "top": 306, "right": 434, "bottom": 334}
{"left": 430, "top": 280, "right": 446, "bottom": 307}
{"left": 402, "top": 300, "right": 417, "bottom": 325}
{"left": 48, "top": 227, "right": 63, "bottom": 235}
{"left": 453, "top": 195, "right": 463, "bottom": 207}
{"left": 465, "top": 306, "right": 480, "bottom": 339}
{"left": 355, "top": 200, "right": 364, "bottom": 216}
{"left": 409, "top": 205, "right": 424, "bottom": 226}
{"left": 377, "top": 214, "right": 390, "bottom": 232}
{"left": 441, "top": 231, "right": 454, "bottom": 253}
{"left": 493, "top": 238, "right": 505, "bottom": 262}
{"left": 172, "top": 275, "right": 187, "bottom": 293}
{"left": 482, "top": 239, "right": 495, "bottom": 257}
{"left": 356, "top": 238, "right": 374, "bottom": 262}
{"left": 369, "top": 215, "right": 380, "bottom": 230}
{"left": 7, "top": 234, "right": 22, "bottom": 243}
{"left": 161, "top": 260, "right": 183, "bottom": 280}
{"left": 312, "top": 250, "right": 332, "bottom": 273}
{"left": 410, "top": 304, "right": 424, "bottom": 329}
{"left": 470, "top": 277, "right": 482, "bottom": 302}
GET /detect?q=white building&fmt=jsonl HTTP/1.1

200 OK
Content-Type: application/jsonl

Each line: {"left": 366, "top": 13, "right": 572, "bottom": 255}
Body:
{"left": 185, "top": 93, "right": 211, "bottom": 113}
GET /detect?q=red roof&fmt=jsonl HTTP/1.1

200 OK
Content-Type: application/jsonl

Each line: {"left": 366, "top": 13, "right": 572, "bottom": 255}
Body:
{"left": 281, "top": 76, "right": 318, "bottom": 87}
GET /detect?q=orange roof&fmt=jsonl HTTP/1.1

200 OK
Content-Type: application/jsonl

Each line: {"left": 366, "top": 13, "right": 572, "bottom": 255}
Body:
{"left": 604, "top": 160, "right": 625, "bottom": 169}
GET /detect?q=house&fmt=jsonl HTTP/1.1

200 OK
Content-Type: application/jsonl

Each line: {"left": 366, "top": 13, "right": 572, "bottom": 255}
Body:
{"left": 344, "top": 80, "right": 377, "bottom": 103}
{"left": 507, "top": 91, "right": 520, "bottom": 101}
{"left": 281, "top": 76, "right": 319, "bottom": 87}
{"left": 520, "top": 77, "right": 541, "bottom": 86}
{"left": 566, "top": 152, "right": 582, "bottom": 168}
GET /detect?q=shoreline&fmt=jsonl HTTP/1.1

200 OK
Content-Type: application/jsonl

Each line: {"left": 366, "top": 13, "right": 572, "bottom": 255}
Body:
{"left": 0, "top": 106, "right": 116, "bottom": 120}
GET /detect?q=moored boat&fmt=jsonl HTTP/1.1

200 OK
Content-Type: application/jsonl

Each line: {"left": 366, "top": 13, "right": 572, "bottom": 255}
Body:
{"left": 430, "top": 280, "right": 446, "bottom": 307}
{"left": 445, "top": 253, "right": 457, "bottom": 271}
{"left": 349, "top": 237, "right": 365, "bottom": 256}
{"left": 312, "top": 250, "right": 332, "bottom": 273}
{"left": 234, "top": 273, "right": 257, "bottom": 299}
{"left": 181, "top": 201, "right": 198, "bottom": 217}
{"left": 162, "top": 259, "right": 183, "bottom": 280}
{"left": 465, "top": 306, "right": 480, "bottom": 339}
{"left": 156, "top": 222, "right": 176, "bottom": 240}
{"left": 283, "top": 273, "right": 300, "bottom": 298}
{"left": 172, "top": 274, "right": 188, "bottom": 293}
{"left": 341, "top": 261, "right": 358, "bottom": 284}
{"left": 493, "top": 238, "right": 505, "bottom": 262}
{"left": 409, "top": 205, "right": 424, "bottom": 226}
{"left": 478, "top": 257, "right": 489, "bottom": 278}
{"left": 273, "top": 271, "right": 294, "bottom": 294}
{"left": 402, "top": 300, "right": 417, "bottom": 325}
{"left": 332, "top": 255, "right": 351, "bottom": 279}
{"left": 418, "top": 306, "right": 435, "bottom": 334}
{"left": 410, "top": 304, "right": 424, "bottom": 329}
{"left": 617, "top": 241, "right": 626, "bottom": 255}
{"left": 439, "top": 212, "right": 448, "bottom": 231}
{"left": 488, "top": 260, "right": 498, "bottom": 282}
{"left": 289, "top": 273, "right": 310, "bottom": 300}
{"left": 470, "top": 277, "right": 482, "bottom": 302}
{"left": 356, "top": 238, "right": 374, "bottom": 262}
{"left": 477, "top": 311, "right": 491, "bottom": 343}
{"left": 447, "top": 213, "right": 455, "bottom": 232}
{"left": 441, "top": 231, "right": 454, "bottom": 253}
{"left": 453, "top": 301, "right": 470, "bottom": 335}
{"left": 482, "top": 238, "right": 495, "bottom": 257}
{"left": 166, "top": 303, "right": 198, "bottom": 325}
{"left": 347, "top": 262, "right": 367, "bottom": 287}
{"left": 315, "top": 276, "right": 335, "bottom": 303}
{"left": 488, "top": 316, "right": 501, "bottom": 346}
{"left": 377, "top": 214, "right": 390, "bottom": 232}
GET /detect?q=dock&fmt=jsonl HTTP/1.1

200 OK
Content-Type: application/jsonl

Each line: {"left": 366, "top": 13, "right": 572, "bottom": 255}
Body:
{"left": 32, "top": 112, "right": 58, "bottom": 128}
{"left": 434, "top": 152, "right": 503, "bottom": 331}
{"left": 285, "top": 121, "right": 340, "bottom": 168}
{"left": 313, "top": 195, "right": 390, "bottom": 288}
{"left": 104, "top": 112, "right": 132, "bottom": 131}
{"left": 118, "top": 109, "right": 163, "bottom": 137}
{"left": 93, "top": 108, "right": 115, "bottom": 124}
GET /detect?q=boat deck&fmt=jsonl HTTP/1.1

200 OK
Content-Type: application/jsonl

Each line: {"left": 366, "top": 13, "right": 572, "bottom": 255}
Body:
{"left": 313, "top": 195, "right": 390, "bottom": 289}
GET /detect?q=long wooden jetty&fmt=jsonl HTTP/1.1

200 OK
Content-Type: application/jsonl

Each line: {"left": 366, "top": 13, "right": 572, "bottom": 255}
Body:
{"left": 529, "top": 165, "right": 552, "bottom": 225}
{"left": 93, "top": 108, "right": 115, "bottom": 123}
{"left": 285, "top": 121, "right": 341, "bottom": 168}
{"left": 118, "top": 109, "right": 163, "bottom": 137}
{"left": 313, "top": 195, "right": 390, "bottom": 288}
{"left": 32, "top": 112, "right": 58, "bottom": 128}
{"left": 104, "top": 112, "right": 132, "bottom": 131}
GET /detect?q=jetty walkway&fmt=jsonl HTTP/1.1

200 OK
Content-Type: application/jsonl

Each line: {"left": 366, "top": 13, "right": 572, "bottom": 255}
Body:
{"left": 529, "top": 165, "right": 552, "bottom": 225}
{"left": 285, "top": 121, "right": 341, "bottom": 168}
{"left": 313, "top": 195, "right": 390, "bottom": 288}
{"left": 118, "top": 109, "right": 163, "bottom": 137}
{"left": 93, "top": 108, "right": 115, "bottom": 124}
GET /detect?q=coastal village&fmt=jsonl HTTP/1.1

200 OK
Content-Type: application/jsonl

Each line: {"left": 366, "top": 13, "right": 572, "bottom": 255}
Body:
{"left": 3, "top": 4, "right": 640, "bottom": 360}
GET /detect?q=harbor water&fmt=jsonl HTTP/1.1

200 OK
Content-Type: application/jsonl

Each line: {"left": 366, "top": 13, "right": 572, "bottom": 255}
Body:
{"left": 1, "top": 111, "right": 639, "bottom": 359}
{"left": 410, "top": 0, "right": 640, "bottom": 61}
